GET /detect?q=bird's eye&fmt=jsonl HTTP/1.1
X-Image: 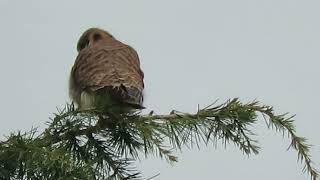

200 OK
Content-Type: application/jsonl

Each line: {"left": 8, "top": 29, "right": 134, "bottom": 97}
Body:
{"left": 77, "top": 39, "right": 89, "bottom": 52}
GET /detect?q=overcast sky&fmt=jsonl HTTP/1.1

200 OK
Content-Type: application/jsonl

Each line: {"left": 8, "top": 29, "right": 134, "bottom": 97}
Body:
{"left": 0, "top": 0, "right": 319, "bottom": 179}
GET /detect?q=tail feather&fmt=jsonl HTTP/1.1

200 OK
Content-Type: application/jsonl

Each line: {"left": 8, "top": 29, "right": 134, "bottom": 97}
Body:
{"left": 96, "top": 85, "right": 144, "bottom": 109}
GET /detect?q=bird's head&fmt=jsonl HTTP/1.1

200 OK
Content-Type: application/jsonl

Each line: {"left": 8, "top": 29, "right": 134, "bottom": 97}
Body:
{"left": 77, "top": 28, "right": 114, "bottom": 52}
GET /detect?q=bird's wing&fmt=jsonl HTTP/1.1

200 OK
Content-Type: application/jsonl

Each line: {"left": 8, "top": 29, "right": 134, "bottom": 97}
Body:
{"left": 72, "top": 42, "right": 144, "bottom": 107}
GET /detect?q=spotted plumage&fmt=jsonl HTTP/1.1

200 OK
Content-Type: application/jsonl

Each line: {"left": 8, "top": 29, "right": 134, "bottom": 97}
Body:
{"left": 69, "top": 28, "right": 144, "bottom": 111}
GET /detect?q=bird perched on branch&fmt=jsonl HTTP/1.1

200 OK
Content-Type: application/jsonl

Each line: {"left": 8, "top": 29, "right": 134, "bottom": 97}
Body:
{"left": 69, "top": 28, "right": 144, "bottom": 113}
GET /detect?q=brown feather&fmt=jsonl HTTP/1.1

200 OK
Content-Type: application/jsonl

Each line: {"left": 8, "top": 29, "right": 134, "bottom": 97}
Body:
{"left": 69, "top": 28, "right": 144, "bottom": 109}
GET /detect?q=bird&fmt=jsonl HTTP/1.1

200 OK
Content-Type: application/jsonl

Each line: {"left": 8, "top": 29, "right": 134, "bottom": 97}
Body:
{"left": 69, "top": 28, "right": 144, "bottom": 113}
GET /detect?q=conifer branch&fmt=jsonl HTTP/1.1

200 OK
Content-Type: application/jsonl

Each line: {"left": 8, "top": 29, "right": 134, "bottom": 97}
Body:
{"left": 248, "top": 103, "right": 318, "bottom": 180}
{"left": 0, "top": 99, "right": 318, "bottom": 180}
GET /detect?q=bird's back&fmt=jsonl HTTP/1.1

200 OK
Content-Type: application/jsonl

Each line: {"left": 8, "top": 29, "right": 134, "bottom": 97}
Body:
{"left": 70, "top": 38, "right": 144, "bottom": 110}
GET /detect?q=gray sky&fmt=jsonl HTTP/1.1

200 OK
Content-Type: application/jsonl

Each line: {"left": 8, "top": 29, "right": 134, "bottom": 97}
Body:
{"left": 0, "top": 0, "right": 319, "bottom": 179}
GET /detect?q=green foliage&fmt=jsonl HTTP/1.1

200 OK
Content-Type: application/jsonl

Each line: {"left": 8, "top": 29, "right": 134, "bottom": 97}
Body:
{"left": 0, "top": 99, "right": 318, "bottom": 180}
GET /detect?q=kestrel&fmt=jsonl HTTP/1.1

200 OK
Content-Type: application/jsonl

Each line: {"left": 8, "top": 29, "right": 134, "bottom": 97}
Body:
{"left": 69, "top": 28, "right": 144, "bottom": 112}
